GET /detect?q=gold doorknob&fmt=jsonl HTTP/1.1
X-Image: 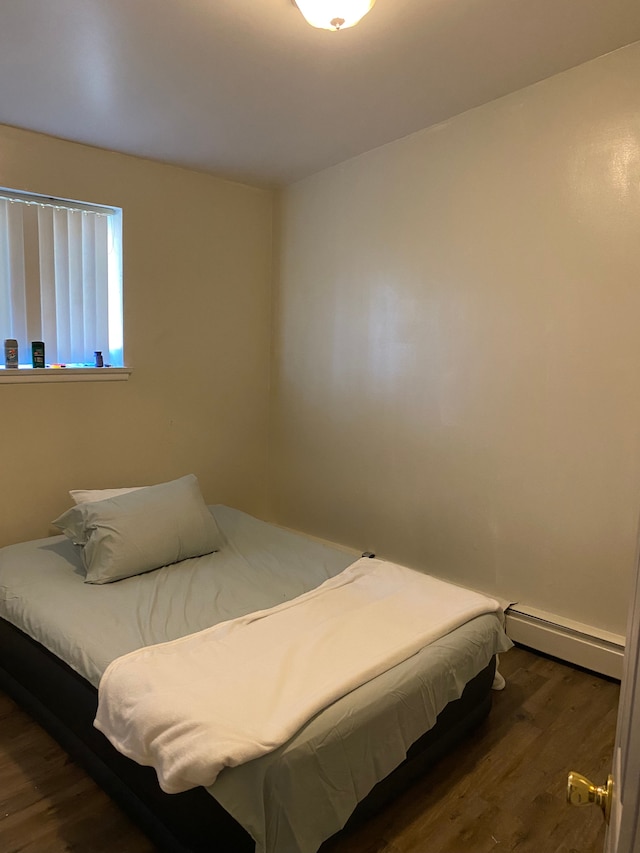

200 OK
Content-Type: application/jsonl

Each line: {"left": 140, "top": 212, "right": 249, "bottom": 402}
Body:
{"left": 567, "top": 771, "right": 613, "bottom": 824}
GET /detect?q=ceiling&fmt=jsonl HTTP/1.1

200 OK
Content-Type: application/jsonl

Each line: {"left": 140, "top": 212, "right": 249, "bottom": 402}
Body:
{"left": 1, "top": 0, "right": 640, "bottom": 187}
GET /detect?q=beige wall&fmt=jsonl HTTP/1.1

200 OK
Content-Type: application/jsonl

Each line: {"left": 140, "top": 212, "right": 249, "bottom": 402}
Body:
{"left": 270, "top": 43, "right": 640, "bottom": 636}
{"left": 0, "top": 125, "right": 273, "bottom": 547}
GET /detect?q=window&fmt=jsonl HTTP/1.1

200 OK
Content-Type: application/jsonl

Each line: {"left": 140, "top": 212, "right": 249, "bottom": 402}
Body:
{"left": 0, "top": 188, "right": 123, "bottom": 368}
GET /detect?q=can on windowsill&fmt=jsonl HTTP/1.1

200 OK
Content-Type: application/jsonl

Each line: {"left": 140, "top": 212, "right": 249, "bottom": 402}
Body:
{"left": 4, "top": 339, "right": 18, "bottom": 368}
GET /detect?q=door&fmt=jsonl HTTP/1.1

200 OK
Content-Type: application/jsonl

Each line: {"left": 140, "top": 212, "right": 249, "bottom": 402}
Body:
{"left": 604, "top": 531, "right": 640, "bottom": 853}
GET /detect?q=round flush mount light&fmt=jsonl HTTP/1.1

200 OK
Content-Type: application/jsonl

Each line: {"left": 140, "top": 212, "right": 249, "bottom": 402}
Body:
{"left": 292, "top": 0, "right": 377, "bottom": 31}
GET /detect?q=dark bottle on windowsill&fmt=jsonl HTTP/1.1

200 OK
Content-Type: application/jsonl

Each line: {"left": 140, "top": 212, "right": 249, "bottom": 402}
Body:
{"left": 31, "top": 341, "right": 45, "bottom": 368}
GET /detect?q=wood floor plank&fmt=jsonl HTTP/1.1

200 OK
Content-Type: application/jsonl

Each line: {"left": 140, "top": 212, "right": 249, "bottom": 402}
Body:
{"left": 0, "top": 645, "right": 620, "bottom": 852}
{"left": 325, "top": 646, "right": 619, "bottom": 853}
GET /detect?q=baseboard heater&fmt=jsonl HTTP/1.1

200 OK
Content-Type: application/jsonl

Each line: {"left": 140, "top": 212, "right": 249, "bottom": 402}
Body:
{"left": 504, "top": 605, "right": 625, "bottom": 680}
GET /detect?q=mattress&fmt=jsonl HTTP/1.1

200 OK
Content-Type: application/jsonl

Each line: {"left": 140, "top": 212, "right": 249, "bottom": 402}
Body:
{"left": 0, "top": 505, "right": 512, "bottom": 853}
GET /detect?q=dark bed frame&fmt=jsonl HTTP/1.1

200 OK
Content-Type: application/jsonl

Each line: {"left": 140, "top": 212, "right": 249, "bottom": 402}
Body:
{"left": 0, "top": 616, "right": 496, "bottom": 852}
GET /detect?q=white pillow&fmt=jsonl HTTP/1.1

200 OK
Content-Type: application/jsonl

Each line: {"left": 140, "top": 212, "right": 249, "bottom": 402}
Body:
{"left": 54, "top": 475, "right": 223, "bottom": 584}
{"left": 69, "top": 486, "right": 144, "bottom": 504}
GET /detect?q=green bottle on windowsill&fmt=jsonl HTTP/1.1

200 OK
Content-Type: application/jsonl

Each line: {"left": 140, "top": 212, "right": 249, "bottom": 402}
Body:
{"left": 32, "top": 341, "right": 45, "bottom": 368}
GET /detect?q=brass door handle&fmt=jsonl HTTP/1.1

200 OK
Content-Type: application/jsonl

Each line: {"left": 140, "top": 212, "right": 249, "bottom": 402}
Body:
{"left": 567, "top": 771, "right": 613, "bottom": 824}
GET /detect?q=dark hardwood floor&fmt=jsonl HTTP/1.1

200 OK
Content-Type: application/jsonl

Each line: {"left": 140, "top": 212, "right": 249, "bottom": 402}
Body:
{"left": 0, "top": 645, "right": 619, "bottom": 853}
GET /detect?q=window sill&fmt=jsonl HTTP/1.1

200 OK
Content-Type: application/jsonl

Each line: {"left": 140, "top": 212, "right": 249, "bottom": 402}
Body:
{"left": 0, "top": 367, "right": 132, "bottom": 385}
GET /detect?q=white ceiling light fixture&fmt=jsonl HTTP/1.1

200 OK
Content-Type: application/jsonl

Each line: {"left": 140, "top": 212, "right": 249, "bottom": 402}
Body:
{"left": 293, "top": 0, "right": 376, "bottom": 31}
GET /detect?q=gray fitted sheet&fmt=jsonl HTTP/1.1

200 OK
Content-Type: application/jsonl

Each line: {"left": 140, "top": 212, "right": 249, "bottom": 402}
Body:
{"left": 0, "top": 505, "right": 512, "bottom": 853}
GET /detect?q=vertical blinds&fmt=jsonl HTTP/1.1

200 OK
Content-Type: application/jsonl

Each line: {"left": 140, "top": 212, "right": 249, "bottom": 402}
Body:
{"left": 0, "top": 194, "right": 119, "bottom": 366}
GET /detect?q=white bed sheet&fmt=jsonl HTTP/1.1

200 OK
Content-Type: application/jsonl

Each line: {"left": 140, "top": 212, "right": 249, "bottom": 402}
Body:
{"left": 0, "top": 505, "right": 512, "bottom": 853}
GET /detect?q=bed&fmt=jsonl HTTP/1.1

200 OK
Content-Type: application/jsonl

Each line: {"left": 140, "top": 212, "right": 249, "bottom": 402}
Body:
{"left": 0, "top": 479, "right": 512, "bottom": 853}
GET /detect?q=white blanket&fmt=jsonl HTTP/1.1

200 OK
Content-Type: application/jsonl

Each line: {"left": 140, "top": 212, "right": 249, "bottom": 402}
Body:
{"left": 94, "top": 558, "right": 499, "bottom": 794}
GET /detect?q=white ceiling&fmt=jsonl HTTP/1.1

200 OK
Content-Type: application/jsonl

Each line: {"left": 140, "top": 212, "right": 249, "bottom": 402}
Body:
{"left": 1, "top": 0, "right": 640, "bottom": 187}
